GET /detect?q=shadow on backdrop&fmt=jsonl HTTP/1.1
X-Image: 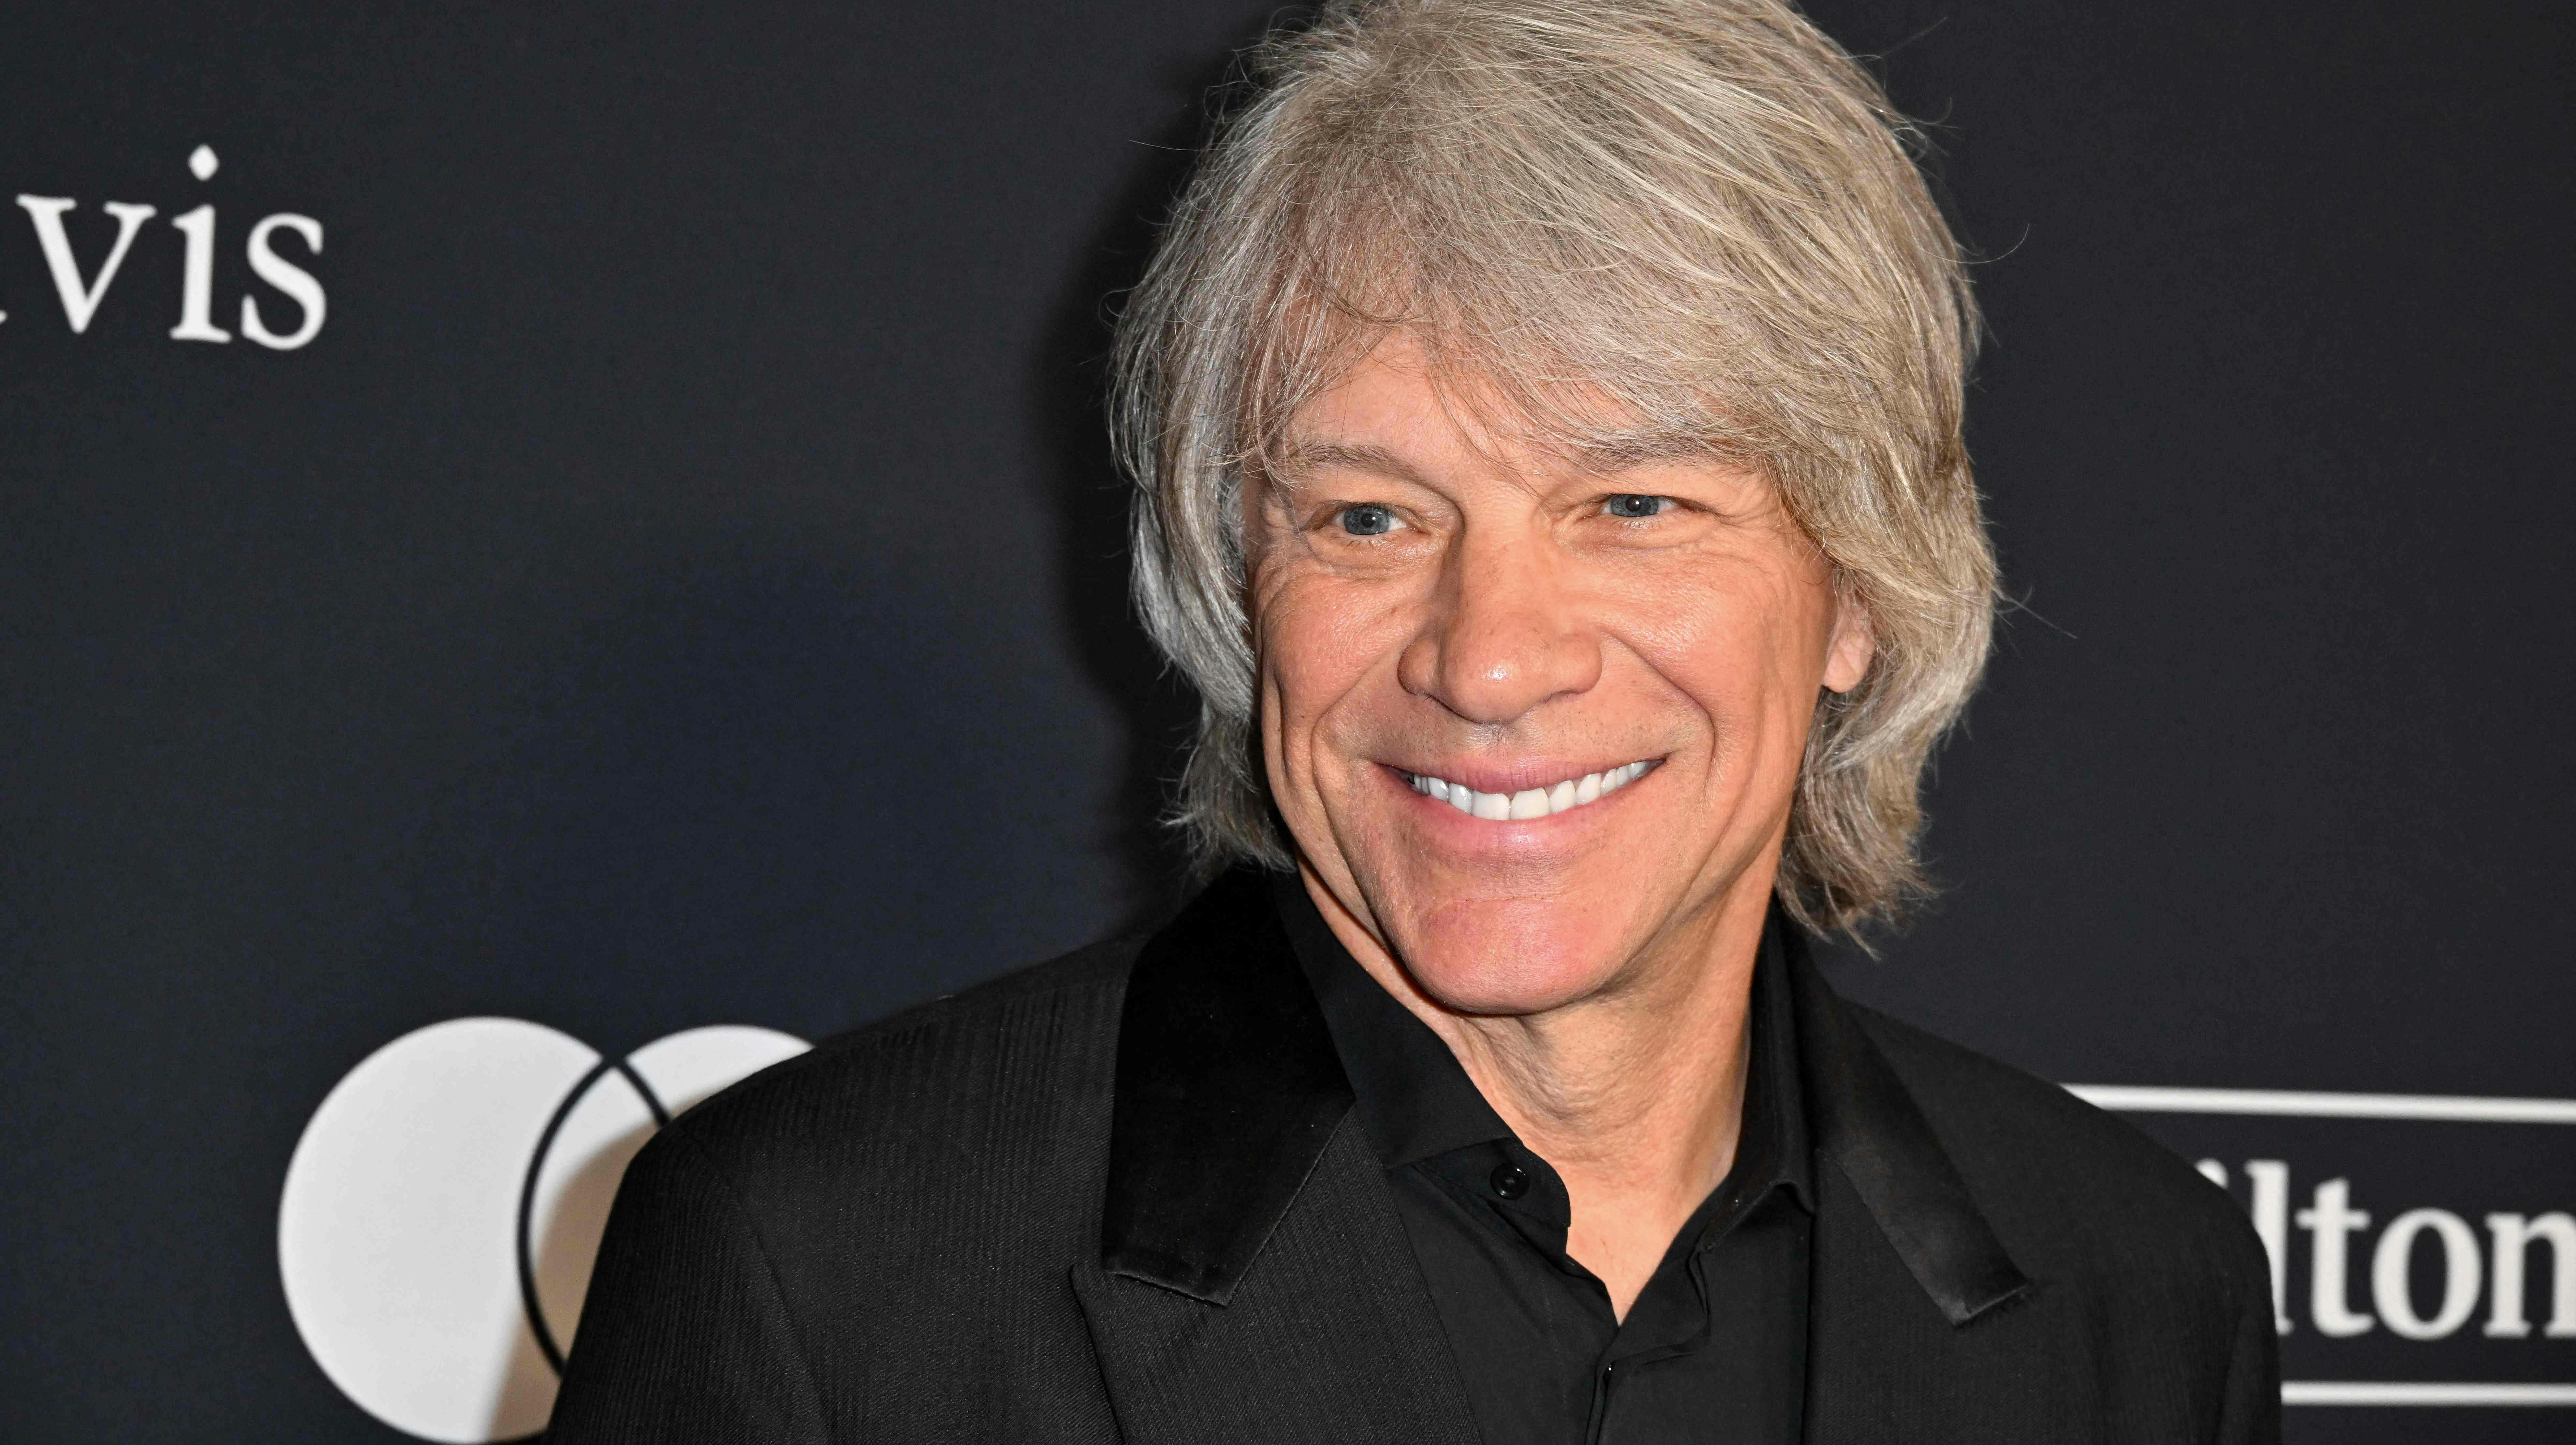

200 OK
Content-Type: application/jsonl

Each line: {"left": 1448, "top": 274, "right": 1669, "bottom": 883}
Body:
{"left": 1025, "top": 27, "right": 1284, "bottom": 931}
{"left": 400, "top": 24, "right": 1291, "bottom": 1044}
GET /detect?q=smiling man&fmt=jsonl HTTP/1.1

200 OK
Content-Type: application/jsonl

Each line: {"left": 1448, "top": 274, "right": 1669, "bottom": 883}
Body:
{"left": 1244, "top": 330, "right": 1883, "bottom": 1343}
{"left": 549, "top": 2, "right": 2280, "bottom": 1442}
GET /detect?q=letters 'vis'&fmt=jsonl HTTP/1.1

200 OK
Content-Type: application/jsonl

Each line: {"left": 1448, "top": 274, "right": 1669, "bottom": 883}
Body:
{"left": 8, "top": 144, "right": 325, "bottom": 349}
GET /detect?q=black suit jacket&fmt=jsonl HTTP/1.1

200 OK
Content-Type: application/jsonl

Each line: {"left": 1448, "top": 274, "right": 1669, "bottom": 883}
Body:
{"left": 548, "top": 871, "right": 2281, "bottom": 1443}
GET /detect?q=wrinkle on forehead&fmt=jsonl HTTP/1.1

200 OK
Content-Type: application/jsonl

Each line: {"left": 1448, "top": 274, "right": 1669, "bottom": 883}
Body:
{"left": 1262, "top": 333, "right": 1773, "bottom": 501}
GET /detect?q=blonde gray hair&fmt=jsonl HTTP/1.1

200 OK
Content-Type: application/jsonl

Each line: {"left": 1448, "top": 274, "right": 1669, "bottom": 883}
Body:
{"left": 1112, "top": 0, "right": 1997, "bottom": 940}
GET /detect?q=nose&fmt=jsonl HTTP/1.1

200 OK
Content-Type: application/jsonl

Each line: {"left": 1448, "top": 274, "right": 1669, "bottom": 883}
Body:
{"left": 1399, "top": 526, "right": 1602, "bottom": 725}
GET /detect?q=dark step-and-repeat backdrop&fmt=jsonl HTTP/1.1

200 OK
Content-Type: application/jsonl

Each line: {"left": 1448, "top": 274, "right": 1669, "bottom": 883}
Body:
{"left": 3, "top": 2, "right": 2568, "bottom": 1440}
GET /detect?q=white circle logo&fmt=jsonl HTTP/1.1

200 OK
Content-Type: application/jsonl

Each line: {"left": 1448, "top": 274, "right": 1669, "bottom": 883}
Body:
{"left": 277, "top": 1019, "right": 809, "bottom": 1442}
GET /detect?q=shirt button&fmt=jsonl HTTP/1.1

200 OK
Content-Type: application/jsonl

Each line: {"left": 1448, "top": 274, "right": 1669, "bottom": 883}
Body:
{"left": 1489, "top": 1162, "right": 1531, "bottom": 1200}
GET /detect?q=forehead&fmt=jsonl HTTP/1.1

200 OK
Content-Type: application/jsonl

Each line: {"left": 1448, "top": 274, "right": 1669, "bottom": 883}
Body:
{"left": 1266, "top": 329, "right": 1739, "bottom": 487}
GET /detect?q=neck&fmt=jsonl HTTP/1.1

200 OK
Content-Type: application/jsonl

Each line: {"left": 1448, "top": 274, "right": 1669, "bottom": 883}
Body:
{"left": 1303, "top": 868, "right": 1773, "bottom": 1319}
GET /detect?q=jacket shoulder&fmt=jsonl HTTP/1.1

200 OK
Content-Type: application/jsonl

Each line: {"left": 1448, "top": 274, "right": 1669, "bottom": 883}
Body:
{"left": 563, "top": 938, "right": 1146, "bottom": 1439}
{"left": 1849, "top": 1001, "right": 2271, "bottom": 1303}
{"left": 648, "top": 932, "right": 1142, "bottom": 1198}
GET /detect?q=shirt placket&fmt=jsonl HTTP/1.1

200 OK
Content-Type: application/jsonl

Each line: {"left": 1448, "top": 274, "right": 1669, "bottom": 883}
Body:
{"left": 1582, "top": 1182, "right": 1777, "bottom": 1445}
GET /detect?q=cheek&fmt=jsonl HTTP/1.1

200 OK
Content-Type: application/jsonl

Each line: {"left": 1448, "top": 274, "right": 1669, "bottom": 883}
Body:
{"left": 1612, "top": 560, "right": 1836, "bottom": 749}
{"left": 1255, "top": 569, "right": 1411, "bottom": 759}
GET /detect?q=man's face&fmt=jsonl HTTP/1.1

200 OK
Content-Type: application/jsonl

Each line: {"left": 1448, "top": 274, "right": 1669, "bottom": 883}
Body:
{"left": 1249, "top": 333, "right": 1872, "bottom": 1016}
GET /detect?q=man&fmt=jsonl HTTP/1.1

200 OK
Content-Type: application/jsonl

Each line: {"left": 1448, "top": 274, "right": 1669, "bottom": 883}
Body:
{"left": 548, "top": 1, "right": 2280, "bottom": 1440}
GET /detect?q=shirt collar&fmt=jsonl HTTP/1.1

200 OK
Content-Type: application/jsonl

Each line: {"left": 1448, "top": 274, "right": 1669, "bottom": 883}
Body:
{"left": 1270, "top": 870, "right": 1813, "bottom": 1213}
{"left": 1272, "top": 871, "right": 1510, "bottom": 1165}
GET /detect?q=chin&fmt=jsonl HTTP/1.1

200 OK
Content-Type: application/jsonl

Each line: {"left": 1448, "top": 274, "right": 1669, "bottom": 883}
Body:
{"left": 1389, "top": 892, "right": 1638, "bottom": 1017}
{"left": 1315, "top": 762, "right": 1706, "bottom": 1017}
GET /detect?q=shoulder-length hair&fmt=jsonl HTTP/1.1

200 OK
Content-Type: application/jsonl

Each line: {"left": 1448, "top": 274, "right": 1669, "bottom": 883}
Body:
{"left": 1112, "top": 0, "right": 1998, "bottom": 941}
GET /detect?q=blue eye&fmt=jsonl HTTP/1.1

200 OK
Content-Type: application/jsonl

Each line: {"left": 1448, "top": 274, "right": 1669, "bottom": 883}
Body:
{"left": 1339, "top": 504, "right": 1397, "bottom": 536}
{"left": 1605, "top": 494, "right": 1667, "bottom": 519}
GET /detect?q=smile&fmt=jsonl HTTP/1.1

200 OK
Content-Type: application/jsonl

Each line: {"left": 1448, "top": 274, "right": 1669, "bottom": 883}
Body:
{"left": 1401, "top": 761, "right": 1657, "bottom": 821}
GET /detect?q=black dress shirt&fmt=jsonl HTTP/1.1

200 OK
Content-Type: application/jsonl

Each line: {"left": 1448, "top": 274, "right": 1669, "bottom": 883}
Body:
{"left": 1274, "top": 874, "right": 1814, "bottom": 1445}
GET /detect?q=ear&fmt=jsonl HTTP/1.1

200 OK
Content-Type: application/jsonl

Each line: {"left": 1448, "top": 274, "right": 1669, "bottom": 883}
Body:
{"left": 1821, "top": 594, "right": 1875, "bottom": 694}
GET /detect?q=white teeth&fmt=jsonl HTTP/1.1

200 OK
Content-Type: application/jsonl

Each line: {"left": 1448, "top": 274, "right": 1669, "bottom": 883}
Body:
{"left": 1405, "top": 761, "right": 1655, "bottom": 821}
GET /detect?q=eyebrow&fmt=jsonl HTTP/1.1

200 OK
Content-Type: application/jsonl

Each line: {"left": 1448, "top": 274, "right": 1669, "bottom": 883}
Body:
{"left": 1564, "top": 431, "right": 1737, "bottom": 471}
{"left": 1268, "top": 431, "right": 1725, "bottom": 489}
{"left": 1263, "top": 440, "right": 1429, "bottom": 491}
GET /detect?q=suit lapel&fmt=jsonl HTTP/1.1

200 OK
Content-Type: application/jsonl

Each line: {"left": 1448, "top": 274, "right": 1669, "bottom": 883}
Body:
{"left": 1781, "top": 928, "right": 2036, "bottom": 1444}
{"left": 1783, "top": 935, "right": 2029, "bottom": 1327}
{"left": 1074, "top": 869, "right": 1478, "bottom": 1445}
